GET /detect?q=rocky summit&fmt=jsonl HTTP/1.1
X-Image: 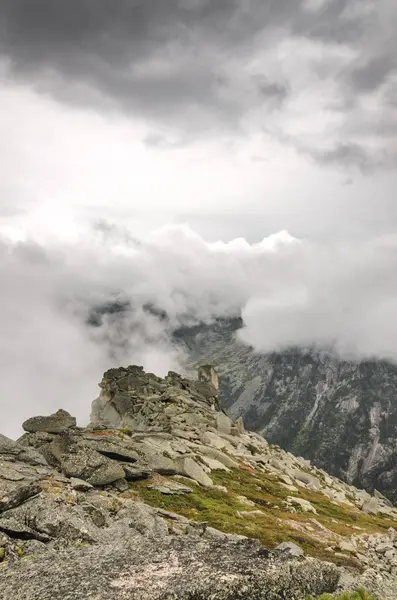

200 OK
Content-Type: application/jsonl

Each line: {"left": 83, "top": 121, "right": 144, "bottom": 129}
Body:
{"left": 2, "top": 366, "right": 397, "bottom": 599}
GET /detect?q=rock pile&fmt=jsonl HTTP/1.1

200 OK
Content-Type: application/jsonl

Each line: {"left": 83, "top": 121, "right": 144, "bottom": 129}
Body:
{"left": 1, "top": 365, "right": 397, "bottom": 599}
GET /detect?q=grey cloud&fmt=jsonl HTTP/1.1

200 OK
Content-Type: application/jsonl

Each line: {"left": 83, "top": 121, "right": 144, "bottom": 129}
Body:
{"left": 350, "top": 54, "right": 396, "bottom": 93}
{"left": 4, "top": 223, "right": 397, "bottom": 437}
{"left": 307, "top": 142, "right": 382, "bottom": 174}
{"left": 0, "top": 0, "right": 396, "bottom": 166}
{"left": 0, "top": 0, "right": 293, "bottom": 132}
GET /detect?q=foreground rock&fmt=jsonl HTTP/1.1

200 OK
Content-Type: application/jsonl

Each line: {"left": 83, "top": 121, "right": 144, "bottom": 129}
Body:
{"left": 1, "top": 537, "right": 340, "bottom": 600}
{"left": 22, "top": 409, "right": 76, "bottom": 434}
{"left": 2, "top": 365, "right": 397, "bottom": 599}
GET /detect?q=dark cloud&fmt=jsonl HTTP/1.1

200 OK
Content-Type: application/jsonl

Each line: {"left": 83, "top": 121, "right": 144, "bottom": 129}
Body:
{"left": 350, "top": 54, "right": 396, "bottom": 93}
{"left": 0, "top": 0, "right": 396, "bottom": 168}
{"left": 307, "top": 142, "right": 382, "bottom": 174}
{"left": 0, "top": 0, "right": 293, "bottom": 131}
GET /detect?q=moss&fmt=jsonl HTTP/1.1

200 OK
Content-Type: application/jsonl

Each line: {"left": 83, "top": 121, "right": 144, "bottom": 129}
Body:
{"left": 131, "top": 470, "right": 355, "bottom": 566}
{"left": 131, "top": 466, "right": 397, "bottom": 569}
{"left": 0, "top": 548, "right": 5, "bottom": 561}
{"left": 17, "top": 547, "right": 24, "bottom": 557}
{"left": 119, "top": 427, "right": 132, "bottom": 436}
{"left": 296, "top": 486, "right": 397, "bottom": 536}
{"left": 307, "top": 589, "right": 377, "bottom": 600}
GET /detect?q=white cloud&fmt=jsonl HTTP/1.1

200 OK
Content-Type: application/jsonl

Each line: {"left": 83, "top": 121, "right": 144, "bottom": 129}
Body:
{"left": 2, "top": 224, "right": 397, "bottom": 438}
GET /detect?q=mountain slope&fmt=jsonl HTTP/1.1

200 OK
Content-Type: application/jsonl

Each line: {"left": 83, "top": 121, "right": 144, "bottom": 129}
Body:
{"left": 176, "top": 318, "right": 397, "bottom": 503}
{"left": 2, "top": 365, "right": 397, "bottom": 598}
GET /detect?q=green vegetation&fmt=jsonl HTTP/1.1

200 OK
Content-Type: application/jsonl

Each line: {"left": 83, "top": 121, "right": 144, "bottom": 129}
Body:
{"left": 307, "top": 589, "right": 377, "bottom": 600}
{"left": 131, "top": 465, "right": 397, "bottom": 569}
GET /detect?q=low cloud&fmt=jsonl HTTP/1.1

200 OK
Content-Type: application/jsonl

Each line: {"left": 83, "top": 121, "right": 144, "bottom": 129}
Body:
{"left": 2, "top": 224, "right": 397, "bottom": 437}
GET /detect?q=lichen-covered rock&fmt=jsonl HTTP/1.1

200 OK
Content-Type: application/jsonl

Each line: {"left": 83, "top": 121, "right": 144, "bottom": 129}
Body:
{"left": 0, "top": 536, "right": 341, "bottom": 600}
{"left": 60, "top": 448, "right": 125, "bottom": 486}
{"left": 23, "top": 410, "right": 76, "bottom": 434}
{"left": 3, "top": 364, "right": 397, "bottom": 599}
{"left": 181, "top": 457, "right": 213, "bottom": 487}
{"left": 0, "top": 484, "right": 42, "bottom": 513}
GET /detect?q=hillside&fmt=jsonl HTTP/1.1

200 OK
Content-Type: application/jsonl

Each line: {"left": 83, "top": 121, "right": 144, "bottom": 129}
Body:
{"left": 176, "top": 318, "right": 397, "bottom": 504}
{"left": 1, "top": 365, "right": 397, "bottom": 598}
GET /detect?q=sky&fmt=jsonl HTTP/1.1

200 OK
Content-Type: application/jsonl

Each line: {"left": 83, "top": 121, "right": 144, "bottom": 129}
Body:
{"left": 0, "top": 0, "right": 397, "bottom": 436}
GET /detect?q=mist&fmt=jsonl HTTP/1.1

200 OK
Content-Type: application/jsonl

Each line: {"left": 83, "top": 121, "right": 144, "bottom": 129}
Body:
{"left": 1, "top": 223, "right": 397, "bottom": 438}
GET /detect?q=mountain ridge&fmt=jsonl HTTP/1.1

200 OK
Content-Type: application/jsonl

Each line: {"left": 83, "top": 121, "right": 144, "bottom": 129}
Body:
{"left": 176, "top": 318, "right": 397, "bottom": 504}
{"left": 1, "top": 364, "right": 397, "bottom": 598}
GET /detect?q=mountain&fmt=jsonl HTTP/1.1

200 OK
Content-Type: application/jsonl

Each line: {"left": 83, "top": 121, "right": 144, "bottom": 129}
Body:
{"left": 176, "top": 318, "right": 397, "bottom": 504}
{"left": 2, "top": 364, "right": 397, "bottom": 598}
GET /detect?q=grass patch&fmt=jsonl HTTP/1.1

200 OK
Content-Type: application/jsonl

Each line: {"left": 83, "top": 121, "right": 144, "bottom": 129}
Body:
{"left": 130, "top": 467, "right": 377, "bottom": 567}
{"left": 307, "top": 589, "right": 377, "bottom": 599}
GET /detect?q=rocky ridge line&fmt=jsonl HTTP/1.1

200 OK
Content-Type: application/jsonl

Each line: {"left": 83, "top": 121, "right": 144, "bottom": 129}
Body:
{"left": 1, "top": 365, "right": 397, "bottom": 599}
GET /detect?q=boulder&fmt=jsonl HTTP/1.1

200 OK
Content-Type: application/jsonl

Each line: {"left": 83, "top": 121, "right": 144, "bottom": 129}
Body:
{"left": 215, "top": 413, "right": 232, "bottom": 435}
{"left": 23, "top": 409, "right": 76, "bottom": 434}
{"left": 291, "top": 470, "right": 321, "bottom": 491}
{"left": 199, "top": 446, "right": 239, "bottom": 468}
{"left": 0, "top": 484, "right": 42, "bottom": 513}
{"left": 79, "top": 438, "right": 139, "bottom": 463}
{"left": 148, "top": 482, "right": 192, "bottom": 495}
{"left": 276, "top": 542, "right": 304, "bottom": 557}
{"left": 122, "top": 464, "right": 152, "bottom": 481}
{"left": 287, "top": 496, "right": 317, "bottom": 514}
{"left": 70, "top": 478, "right": 93, "bottom": 492}
{"left": 181, "top": 457, "right": 213, "bottom": 487}
{"left": 0, "top": 517, "right": 51, "bottom": 543}
{"left": 362, "top": 497, "right": 380, "bottom": 515}
{"left": 60, "top": 448, "right": 125, "bottom": 486}
{"left": 0, "top": 433, "right": 17, "bottom": 454}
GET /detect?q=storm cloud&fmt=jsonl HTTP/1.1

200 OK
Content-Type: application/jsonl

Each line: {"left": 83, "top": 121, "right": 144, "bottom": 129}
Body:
{"left": 1, "top": 1, "right": 397, "bottom": 438}
{"left": 0, "top": 0, "right": 396, "bottom": 166}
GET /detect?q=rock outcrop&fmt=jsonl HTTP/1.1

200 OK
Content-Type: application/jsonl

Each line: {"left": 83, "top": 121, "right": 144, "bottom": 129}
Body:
{"left": 176, "top": 317, "right": 397, "bottom": 504}
{"left": 1, "top": 365, "right": 397, "bottom": 599}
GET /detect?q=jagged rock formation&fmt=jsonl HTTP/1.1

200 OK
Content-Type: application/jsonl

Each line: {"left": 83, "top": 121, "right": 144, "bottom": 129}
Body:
{"left": 176, "top": 317, "right": 397, "bottom": 503}
{"left": 2, "top": 365, "right": 397, "bottom": 598}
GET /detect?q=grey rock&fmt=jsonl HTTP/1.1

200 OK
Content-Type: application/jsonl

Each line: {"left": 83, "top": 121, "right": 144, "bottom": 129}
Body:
{"left": 0, "top": 517, "right": 51, "bottom": 543}
{"left": 122, "top": 464, "right": 152, "bottom": 481}
{"left": 374, "top": 489, "right": 393, "bottom": 507}
{"left": 0, "top": 484, "right": 42, "bottom": 513}
{"left": 112, "top": 478, "right": 129, "bottom": 492}
{"left": 215, "top": 413, "right": 232, "bottom": 435}
{"left": 179, "top": 319, "right": 397, "bottom": 505}
{"left": 362, "top": 497, "right": 380, "bottom": 515}
{"left": 276, "top": 541, "right": 305, "bottom": 557}
{"left": 146, "top": 454, "right": 181, "bottom": 476}
{"left": 0, "top": 433, "right": 17, "bottom": 454}
{"left": 291, "top": 470, "right": 321, "bottom": 490}
{"left": 181, "top": 457, "right": 213, "bottom": 487}
{"left": 23, "top": 410, "right": 76, "bottom": 434}
{"left": 149, "top": 482, "right": 192, "bottom": 495}
{"left": 0, "top": 536, "right": 340, "bottom": 600}
{"left": 18, "top": 448, "right": 49, "bottom": 467}
{"left": 70, "top": 478, "right": 93, "bottom": 492}
{"left": 80, "top": 438, "right": 139, "bottom": 463}
{"left": 199, "top": 446, "right": 239, "bottom": 468}
{"left": 233, "top": 416, "right": 245, "bottom": 436}
{"left": 60, "top": 449, "right": 125, "bottom": 486}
